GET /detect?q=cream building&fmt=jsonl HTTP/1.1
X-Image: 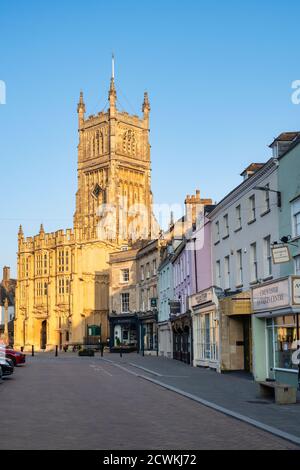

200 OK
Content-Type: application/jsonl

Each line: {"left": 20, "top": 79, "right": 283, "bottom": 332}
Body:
{"left": 14, "top": 66, "right": 157, "bottom": 351}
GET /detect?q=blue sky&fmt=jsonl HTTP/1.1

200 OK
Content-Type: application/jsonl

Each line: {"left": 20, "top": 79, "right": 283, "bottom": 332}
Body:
{"left": 1, "top": 0, "right": 300, "bottom": 276}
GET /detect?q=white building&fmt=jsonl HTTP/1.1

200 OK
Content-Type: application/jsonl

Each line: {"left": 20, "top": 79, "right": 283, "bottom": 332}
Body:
{"left": 0, "top": 305, "right": 14, "bottom": 325}
{"left": 208, "top": 159, "right": 281, "bottom": 373}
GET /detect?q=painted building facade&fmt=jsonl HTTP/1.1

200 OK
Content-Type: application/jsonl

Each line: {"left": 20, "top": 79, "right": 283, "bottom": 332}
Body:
{"left": 252, "top": 133, "right": 300, "bottom": 387}
{"left": 209, "top": 158, "right": 281, "bottom": 373}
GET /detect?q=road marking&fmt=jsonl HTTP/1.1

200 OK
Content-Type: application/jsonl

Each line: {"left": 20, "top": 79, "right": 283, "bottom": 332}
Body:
{"left": 128, "top": 363, "right": 163, "bottom": 377}
{"left": 97, "top": 366, "right": 113, "bottom": 377}
{"left": 102, "top": 358, "right": 300, "bottom": 447}
{"left": 90, "top": 363, "right": 113, "bottom": 377}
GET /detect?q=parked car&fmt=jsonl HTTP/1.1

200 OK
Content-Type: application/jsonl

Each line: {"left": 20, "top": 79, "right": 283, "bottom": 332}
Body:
{"left": 0, "top": 365, "right": 3, "bottom": 381}
{"left": 2, "top": 347, "right": 26, "bottom": 366}
{"left": 0, "top": 357, "right": 14, "bottom": 376}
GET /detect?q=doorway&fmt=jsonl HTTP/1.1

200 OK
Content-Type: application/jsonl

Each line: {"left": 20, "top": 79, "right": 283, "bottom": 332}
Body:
{"left": 243, "top": 317, "right": 252, "bottom": 373}
{"left": 41, "top": 320, "right": 47, "bottom": 350}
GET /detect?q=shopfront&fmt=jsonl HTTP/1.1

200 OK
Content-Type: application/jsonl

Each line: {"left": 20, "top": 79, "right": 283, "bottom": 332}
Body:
{"left": 109, "top": 313, "right": 138, "bottom": 352}
{"left": 252, "top": 277, "right": 300, "bottom": 387}
{"left": 219, "top": 291, "right": 253, "bottom": 373}
{"left": 138, "top": 311, "right": 158, "bottom": 355}
{"left": 190, "top": 288, "right": 219, "bottom": 370}
{"left": 171, "top": 312, "right": 192, "bottom": 365}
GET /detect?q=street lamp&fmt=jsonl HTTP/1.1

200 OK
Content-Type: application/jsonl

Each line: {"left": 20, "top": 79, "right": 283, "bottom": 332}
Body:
{"left": 254, "top": 186, "right": 282, "bottom": 208}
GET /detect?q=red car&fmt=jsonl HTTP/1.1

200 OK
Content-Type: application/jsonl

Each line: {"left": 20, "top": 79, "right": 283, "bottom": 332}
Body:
{"left": 3, "top": 347, "right": 26, "bottom": 366}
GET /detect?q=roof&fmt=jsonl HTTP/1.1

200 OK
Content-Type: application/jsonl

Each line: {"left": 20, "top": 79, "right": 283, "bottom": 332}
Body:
{"left": 277, "top": 133, "right": 300, "bottom": 160}
{"left": 269, "top": 132, "right": 300, "bottom": 148}
{"left": 240, "top": 163, "right": 264, "bottom": 177}
{"left": 207, "top": 158, "right": 276, "bottom": 219}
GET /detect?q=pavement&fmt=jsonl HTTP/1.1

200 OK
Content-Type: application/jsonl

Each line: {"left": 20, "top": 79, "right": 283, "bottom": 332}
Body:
{"left": 104, "top": 352, "right": 300, "bottom": 443}
{"left": 0, "top": 352, "right": 299, "bottom": 450}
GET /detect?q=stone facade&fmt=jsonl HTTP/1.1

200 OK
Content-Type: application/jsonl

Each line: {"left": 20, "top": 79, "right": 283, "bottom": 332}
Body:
{"left": 14, "top": 73, "right": 156, "bottom": 351}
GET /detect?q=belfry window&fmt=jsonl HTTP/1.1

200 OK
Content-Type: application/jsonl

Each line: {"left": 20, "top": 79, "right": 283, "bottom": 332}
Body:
{"left": 123, "top": 130, "right": 136, "bottom": 156}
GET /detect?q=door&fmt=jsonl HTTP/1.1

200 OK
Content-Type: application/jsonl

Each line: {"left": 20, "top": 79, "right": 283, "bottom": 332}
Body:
{"left": 243, "top": 317, "right": 251, "bottom": 372}
{"left": 41, "top": 321, "right": 47, "bottom": 350}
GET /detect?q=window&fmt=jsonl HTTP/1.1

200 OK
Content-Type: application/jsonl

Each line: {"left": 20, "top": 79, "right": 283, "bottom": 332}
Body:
{"left": 36, "top": 254, "right": 42, "bottom": 276}
{"left": 146, "top": 263, "right": 150, "bottom": 279}
{"left": 198, "top": 312, "right": 218, "bottom": 361}
{"left": 216, "top": 260, "right": 221, "bottom": 287}
{"left": 267, "top": 316, "right": 299, "bottom": 372}
{"left": 58, "top": 250, "right": 69, "bottom": 273}
{"left": 121, "top": 268, "right": 129, "bottom": 283}
{"left": 44, "top": 254, "right": 48, "bottom": 274}
{"left": 223, "top": 214, "right": 229, "bottom": 238}
{"left": 264, "top": 235, "right": 272, "bottom": 278}
{"left": 58, "top": 278, "right": 65, "bottom": 295}
{"left": 224, "top": 256, "right": 230, "bottom": 290}
{"left": 44, "top": 282, "right": 48, "bottom": 296}
{"left": 215, "top": 221, "right": 220, "bottom": 243}
{"left": 249, "top": 195, "right": 256, "bottom": 222}
{"left": 236, "top": 250, "right": 243, "bottom": 286}
{"left": 295, "top": 256, "right": 300, "bottom": 275}
{"left": 264, "top": 184, "right": 270, "bottom": 213}
{"left": 141, "top": 289, "right": 145, "bottom": 311}
{"left": 292, "top": 197, "right": 300, "bottom": 238}
{"left": 121, "top": 293, "right": 130, "bottom": 313}
{"left": 141, "top": 265, "right": 144, "bottom": 281}
{"left": 236, "top": 205, "right": 242, "bottom": 230}
{"left": 153, "top": 259, "right": 157, "bottom": 276}
{"left": 250, "top": 243, "right": 258, "bottom": 282}
{"left": 147, "top": 288, "right": 151, "bottom": 309}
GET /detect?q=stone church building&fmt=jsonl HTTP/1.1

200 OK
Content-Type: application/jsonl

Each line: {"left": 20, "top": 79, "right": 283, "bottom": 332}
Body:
{"left": 14, "top": 68, "right": 158, "bottom": 351}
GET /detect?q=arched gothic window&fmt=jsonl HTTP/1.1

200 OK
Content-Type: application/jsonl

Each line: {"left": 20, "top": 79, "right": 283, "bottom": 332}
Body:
{"left": 123, "top": 129, "right": 136, "bottom": 156}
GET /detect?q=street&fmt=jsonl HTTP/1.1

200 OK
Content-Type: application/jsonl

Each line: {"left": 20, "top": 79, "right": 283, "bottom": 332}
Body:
{"left": 0, "top": 353, "right": 298, "bottom": 450}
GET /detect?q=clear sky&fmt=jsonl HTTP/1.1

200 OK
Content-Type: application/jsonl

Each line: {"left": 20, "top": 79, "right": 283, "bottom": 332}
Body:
{"left": 1, "top": 0, "right": 300, "bottom": 276}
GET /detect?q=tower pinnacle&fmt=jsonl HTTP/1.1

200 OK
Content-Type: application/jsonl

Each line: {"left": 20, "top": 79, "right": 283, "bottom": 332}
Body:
{"left": 108, "top": 54, "right": 117, "bottom": 109}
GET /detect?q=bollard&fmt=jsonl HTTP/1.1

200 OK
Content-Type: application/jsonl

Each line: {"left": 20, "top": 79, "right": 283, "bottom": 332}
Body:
{"left": 101, "top": 345, "right": 104, "bottom": 358}
{"left": 32, "top": 345, "right": 34, "bottom": 357}
{"left": 55, "top": 345, "right": 58, "bottom": 357}
{"left": 120, "top": 348, "right": 122, "bottom": 358}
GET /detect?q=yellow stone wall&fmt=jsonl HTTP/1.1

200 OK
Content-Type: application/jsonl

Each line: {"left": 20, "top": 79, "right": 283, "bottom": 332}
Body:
{"left": 14, "top": 79, "right": 155, "bottom": 351}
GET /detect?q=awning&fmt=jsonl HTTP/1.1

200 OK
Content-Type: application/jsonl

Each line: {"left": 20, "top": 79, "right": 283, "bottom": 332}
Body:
{"left": 254, "top": 307, "right": 300, "bottom": 319}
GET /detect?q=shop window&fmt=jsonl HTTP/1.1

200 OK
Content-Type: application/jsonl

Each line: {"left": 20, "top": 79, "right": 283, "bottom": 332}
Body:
{"left": 267, "top": 316, "right": 300, "bottom": 372}
{"left": 295, "top": 255, "right": 300, "bottom": 275}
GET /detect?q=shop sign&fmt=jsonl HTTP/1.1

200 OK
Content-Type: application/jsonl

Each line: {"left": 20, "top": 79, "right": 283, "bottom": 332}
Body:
{"left": 252, "top": 279, "right": 290, "bottom": 312}
{"left": 169, "top": 301, "right": 181, "bottom": 315}
{"left": 271, "top": 245, "right": 291, "bottom": 264}
{"left": 190, "top": 288, "right": 213, "bottom": 309}
{"left": 292, "top": 277, "right": 300, "bottom": 305}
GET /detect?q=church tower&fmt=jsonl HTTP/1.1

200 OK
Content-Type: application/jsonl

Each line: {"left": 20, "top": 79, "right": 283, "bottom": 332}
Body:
{"left": 74, "top": 58, "right": 155, "bottom": 245}
{"left": 14, "top": 60, "right": 158, "bottom": 352}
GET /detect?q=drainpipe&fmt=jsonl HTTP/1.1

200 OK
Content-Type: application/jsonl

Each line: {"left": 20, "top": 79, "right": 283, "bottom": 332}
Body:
{"left": 193, "top": 238, "right": 198, "bottom": 293}
{"left": 297, "top": 313, "right": 300, "bottom": 386}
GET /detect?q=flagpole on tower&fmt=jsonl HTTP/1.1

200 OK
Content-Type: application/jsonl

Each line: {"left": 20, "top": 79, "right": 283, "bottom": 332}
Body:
{"left": 112, "top": 53, "right": 115, "bottom": 80}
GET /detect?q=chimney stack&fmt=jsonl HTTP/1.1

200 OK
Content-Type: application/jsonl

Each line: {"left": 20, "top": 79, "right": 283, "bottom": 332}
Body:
{"left": 3, "top": 266, "right": 10, "bottom": 284}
